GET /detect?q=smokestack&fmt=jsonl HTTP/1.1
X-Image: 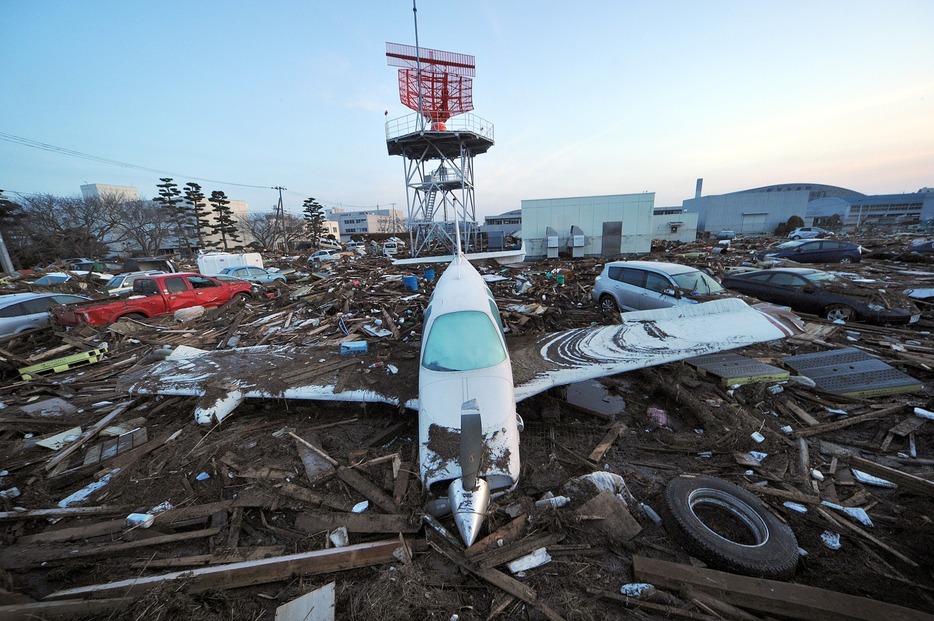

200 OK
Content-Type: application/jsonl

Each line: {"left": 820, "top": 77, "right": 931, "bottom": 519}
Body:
{"left": 695, "top": 178, "right": 703, "bottom": 199}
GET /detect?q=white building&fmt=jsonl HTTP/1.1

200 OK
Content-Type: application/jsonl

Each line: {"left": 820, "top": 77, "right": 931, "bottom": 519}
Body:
{"left": 80, "top": 183, "right": 140, "bottom": 202}
{"left": 326, "top": 207, "right": 404, "bottom": 242}
{"left": 521, "top": 193, "right": 655, "bottom": 259}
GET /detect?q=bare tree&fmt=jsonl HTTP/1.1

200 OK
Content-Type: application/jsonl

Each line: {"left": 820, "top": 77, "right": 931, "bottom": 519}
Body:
{"left": 10, "top": 193, "right": 128, "bottom": 265}
{"left": 280, "top": 213, "right": 306, "bottom": 251}
{"left": 115, "top": 200, "right": 176, "bottom": 256}
{"left": 242, "top": 212, "right": 279, "bottom": 250}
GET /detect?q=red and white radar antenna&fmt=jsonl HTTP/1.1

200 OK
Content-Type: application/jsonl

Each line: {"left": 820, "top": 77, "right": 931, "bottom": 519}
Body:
{"left": 386, "top": 42, "right": 475, "bottom": 131}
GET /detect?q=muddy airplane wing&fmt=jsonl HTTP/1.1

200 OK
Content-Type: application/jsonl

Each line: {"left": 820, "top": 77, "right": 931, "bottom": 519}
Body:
{"left": 508, "top": 299, "right": 803, "bottom": 402}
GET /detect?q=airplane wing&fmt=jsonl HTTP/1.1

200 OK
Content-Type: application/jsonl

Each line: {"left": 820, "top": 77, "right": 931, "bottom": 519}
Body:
{"left": 509, "top": 298, "right": 803, "bottom": 402}
{"left": 118, "top": 344, "right": 421, "bottom": 423}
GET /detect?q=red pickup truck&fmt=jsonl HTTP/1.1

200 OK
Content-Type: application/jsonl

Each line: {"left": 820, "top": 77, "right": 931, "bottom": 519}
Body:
{"left": 51, "top": 272, "right": 253, "bottom": 327}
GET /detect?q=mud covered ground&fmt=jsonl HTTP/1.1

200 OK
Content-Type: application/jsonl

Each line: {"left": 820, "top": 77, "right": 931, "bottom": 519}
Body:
{"left": 1, "top": 235, "right": 933, "bottom": 620}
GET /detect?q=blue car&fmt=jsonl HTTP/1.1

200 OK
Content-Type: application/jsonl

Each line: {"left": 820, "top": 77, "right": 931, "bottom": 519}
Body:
{"left": 756, "top": 239, "right": 862, "bottom": 264}
{"left": 217, "top": 266, "right": 286, "bottom": 285}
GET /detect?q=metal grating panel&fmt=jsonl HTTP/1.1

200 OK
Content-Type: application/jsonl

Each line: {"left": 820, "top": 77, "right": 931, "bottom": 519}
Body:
{"left": 783, "top": 348, "right": 921, "bottom": 397}
{"left": 687, "top": 353, "right": 789, "bottom": 386}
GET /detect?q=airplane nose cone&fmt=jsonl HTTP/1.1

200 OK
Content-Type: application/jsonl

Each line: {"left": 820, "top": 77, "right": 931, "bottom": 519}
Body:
{"left": 448, "top": 477, "right": 490, "bottom": 547}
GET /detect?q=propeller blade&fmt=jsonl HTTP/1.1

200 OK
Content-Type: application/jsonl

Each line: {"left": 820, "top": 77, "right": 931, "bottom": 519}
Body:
{"left": 460, "top": 399, "right": 482, "bottom": 491}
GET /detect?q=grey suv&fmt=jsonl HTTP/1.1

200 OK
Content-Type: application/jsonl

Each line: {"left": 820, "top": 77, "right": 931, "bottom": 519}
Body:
{"left": 591, "top": 261, "right": 727, "bottom": 312}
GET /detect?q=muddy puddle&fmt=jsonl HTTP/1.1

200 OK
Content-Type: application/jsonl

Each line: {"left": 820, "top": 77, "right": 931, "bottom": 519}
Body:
{"left": 565, "top": 379, "right": 627, "bottom": 417}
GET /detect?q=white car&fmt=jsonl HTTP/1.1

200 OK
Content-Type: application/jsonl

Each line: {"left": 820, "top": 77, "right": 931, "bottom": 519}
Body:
{"left": 788, "top": 226, "right": 834, "bottom": 240}
{"left": 308, "top": 249, "right": 340, "bottom": 262}
{"left": 0, "top": 292, "right": 90, "bottom": 336}
{"left": 104, "top": 271, "right": 166, "bottom": 296}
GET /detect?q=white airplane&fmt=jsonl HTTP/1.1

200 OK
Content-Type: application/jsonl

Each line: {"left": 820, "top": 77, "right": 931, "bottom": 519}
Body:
{"left": 121, "top": 253, "right": 802, "bottom": 547}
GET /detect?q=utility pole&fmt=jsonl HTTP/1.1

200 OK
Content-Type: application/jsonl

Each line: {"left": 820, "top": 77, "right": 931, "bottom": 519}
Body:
{"left": 272, "top": 186, "right": 286, "bottom": 251}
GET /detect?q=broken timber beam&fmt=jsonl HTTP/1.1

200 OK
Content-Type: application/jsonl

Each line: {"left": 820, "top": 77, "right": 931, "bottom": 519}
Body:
{"left": 45, "top": 539, "right": 408, "bottom": 601}
{"left": 845, "top": 455, "right": 934, "bottom": 498}
{"left": 632, "top": 555, "right": 933, "bottom": 621}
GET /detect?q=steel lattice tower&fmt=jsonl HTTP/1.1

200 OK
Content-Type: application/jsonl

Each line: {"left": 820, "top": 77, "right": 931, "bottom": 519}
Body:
{"left": 385, "top": 42, "right": 494, "bottom": 256}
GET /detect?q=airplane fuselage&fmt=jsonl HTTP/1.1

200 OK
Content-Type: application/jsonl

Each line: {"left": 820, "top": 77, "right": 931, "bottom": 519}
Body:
{"left": 417, "top": 255, "right": 521, "bottom": 523}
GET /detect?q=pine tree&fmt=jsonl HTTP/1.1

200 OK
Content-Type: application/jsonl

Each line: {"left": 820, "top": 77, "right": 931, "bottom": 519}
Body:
{"left": 208, "top": 190, "right": 243, "bottom": 251}
{"left": 302, "top": 197, "right": 325, "bottom": 248}
{"left": 153, "top": 178, "right": 194, "bottom": 255}
{"left": 183, "top": 182, "right": 210, "bottom": 251}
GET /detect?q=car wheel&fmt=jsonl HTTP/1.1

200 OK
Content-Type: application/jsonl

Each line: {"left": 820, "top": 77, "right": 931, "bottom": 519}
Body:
{"left": 824, "top": 304, "right": 856, "bottom": 322}
{"left": 663, "top": 474, "right": 799, "bottom": 579}
{"left": 599, "top": 294, "right": 619, "bottom": 312}
{"left": 839, "top": 256, "right": 853, "bottom": 264}
{"left": 234, "top": 292, "right": 252, "bottom": 303}
{"left": 791, "top": 235, "right": 801, "bottom": 240}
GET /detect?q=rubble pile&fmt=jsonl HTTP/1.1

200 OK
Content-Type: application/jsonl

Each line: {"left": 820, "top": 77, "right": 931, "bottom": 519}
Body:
{"left": 0, "top": 241, "right": 932, "bottom": 620}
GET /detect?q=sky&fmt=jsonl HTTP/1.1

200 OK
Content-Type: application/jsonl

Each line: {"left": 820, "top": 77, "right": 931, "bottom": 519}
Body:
{"left": 2, "top": 1, "right": 933, "bottom": 219}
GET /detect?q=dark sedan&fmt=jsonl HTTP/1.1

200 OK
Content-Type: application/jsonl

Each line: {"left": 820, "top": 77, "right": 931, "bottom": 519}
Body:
{"left": 755, "top": 239, "right": 862, "bottom": 264}
{"left": 722, "top": 268, "right": 920, "bottom": 324}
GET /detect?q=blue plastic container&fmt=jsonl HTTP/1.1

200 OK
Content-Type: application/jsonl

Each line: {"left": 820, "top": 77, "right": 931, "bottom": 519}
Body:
{"left": 424, "top": 268, "right": 436, "bottom": 282}
{"left": 403, "top": 275, "right": 419, "bottom": 291}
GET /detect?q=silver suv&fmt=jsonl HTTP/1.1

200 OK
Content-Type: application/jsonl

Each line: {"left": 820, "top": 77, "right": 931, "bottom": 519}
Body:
{"left": 591, "top": 261, "right": 727, "bottom": 312}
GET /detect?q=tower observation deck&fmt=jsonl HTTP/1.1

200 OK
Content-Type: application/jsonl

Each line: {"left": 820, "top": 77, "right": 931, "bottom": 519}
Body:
{"left": 385, "top": 42, "right": 494, "bottom": 256}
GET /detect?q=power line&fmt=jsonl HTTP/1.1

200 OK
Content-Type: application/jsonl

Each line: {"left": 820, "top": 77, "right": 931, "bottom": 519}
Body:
{"left": 0, "top": 131, "right": 271, "bottom": 190}
{"left": 1, "top": 131, "right": 400, "bottom": 212}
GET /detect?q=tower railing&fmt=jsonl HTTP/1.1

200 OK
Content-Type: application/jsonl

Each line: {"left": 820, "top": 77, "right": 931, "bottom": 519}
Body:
{"left": 386, "top": 112, "right": 494, "bottom": 142}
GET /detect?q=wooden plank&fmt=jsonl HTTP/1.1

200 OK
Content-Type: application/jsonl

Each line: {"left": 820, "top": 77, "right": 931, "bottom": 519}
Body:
{"left": 846, "top": 455, "right": 934, "bottom": 497}
{"left": 633, "top": 556, "right": 933, "bottom": 621}
{"left": 0, "top": 598, "right": 130, "bottom": 621}
{"left": 294, "top": 511, "right": 420, "bottom": 534}
{"left": 45, "top": 401, "right": 135, "bottom": 473}
{"left": 392, "top": 460, "right": 411, "bottom": 508}
{"left": 276, "top": 482, "right": 354, "bottom": 512}
{"left": 473, "top": 532, "right": 564, "bottom": 570}
{"left": 466, "top": 514, "right": 527, "bottom": 560}
{"left": 152, "top": 500, "right": 233, "bottom": 525}
{"left": 0, "top": 506, "right": 126, "bottom": 522}
{"left": 588, "top": 421, "right": 627, "bottom": 462}
{"left": 336, "top": 466, "right": 396, "bottom": 513}
{"left": 130, "top": 546, "right": 286, "bottom": 569}
{"left": 429, "top": 542, "right": 565, "bottom": 621}
{"left": 46, "top": 539, "right": 406, "bottom": 600}
{"left": 1, "top": 527, "right": 222, "bottom": 570}
{"left": 16, "top": 519, "right": 125, "bottom": 544}
{"left": 793, "top": 404, "right": 905, "bottom": 439}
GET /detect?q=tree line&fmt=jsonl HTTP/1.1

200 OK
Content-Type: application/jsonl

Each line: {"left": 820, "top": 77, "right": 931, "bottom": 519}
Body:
{"left": 0, "top": 181, "right": 332, "bottom": 271}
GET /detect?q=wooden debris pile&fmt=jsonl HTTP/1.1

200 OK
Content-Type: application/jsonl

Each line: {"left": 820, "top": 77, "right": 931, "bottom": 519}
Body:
{"left": 0, "top": 248, "right": 932, "bottom": 620}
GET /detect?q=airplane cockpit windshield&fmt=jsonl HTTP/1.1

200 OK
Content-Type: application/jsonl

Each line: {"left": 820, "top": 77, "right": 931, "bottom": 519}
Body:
{"left": 421, "top": 310, "right": 507, "bottom": 372}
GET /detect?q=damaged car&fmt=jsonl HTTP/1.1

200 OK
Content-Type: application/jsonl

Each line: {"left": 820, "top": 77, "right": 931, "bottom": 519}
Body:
{"left": 722, "top": 267, "right": 921, "bottom": 324}
{"left": 591, "top": 260, "right": 734, "bottom": 312}
{"left": 755, "top": 239, "right": 862, "bottom": 264}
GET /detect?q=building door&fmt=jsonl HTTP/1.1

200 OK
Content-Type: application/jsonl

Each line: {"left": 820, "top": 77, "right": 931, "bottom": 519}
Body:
{"left": 741, "top": 213, "right": 767, "bottom": 234}
{"left": 601, "top": 222, "right": 622, "bottom": 257}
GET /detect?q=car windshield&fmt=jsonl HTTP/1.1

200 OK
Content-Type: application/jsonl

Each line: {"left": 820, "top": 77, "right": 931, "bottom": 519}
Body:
{"left": 104, "top": 276, "right": 124, "bottom": 288}
{"left": 776, "top": 240, "right": 806, "bottom": 249}
{"left": 671, "top": 270, "right": 724, "bottom": 294}
{"left": 801, "top": 271, "right": 839, "bottom": 284}
{"left": 421, "top": 310, "right": 506, "bottom": 372}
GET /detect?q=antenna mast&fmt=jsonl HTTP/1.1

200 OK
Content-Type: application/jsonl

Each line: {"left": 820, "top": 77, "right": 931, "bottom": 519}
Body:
{"left": 385, "top": 5, "right": 493, "bottom": 257}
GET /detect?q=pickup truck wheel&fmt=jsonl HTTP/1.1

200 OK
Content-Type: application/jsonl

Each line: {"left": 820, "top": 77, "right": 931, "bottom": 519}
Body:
{"left": 663, "top": 474, "right": 799, "bottom": 579}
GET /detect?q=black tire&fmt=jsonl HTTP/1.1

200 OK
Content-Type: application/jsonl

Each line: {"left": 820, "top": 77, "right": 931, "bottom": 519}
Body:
{"left": 663, "top": 474, "right": 798, "bottom": 579}
{"left": 234, "top": 292, "right": 252, "bottom": 303}
{"left": 791, "top": 235, "right": 801, "bottom": 240}
{"left": 599, "top": 294, "right": 618, "bottom": 312}
{"left": 839, "top": 256, "right": 853, "bottom": 264}
{"left": 823, "top": 304, "right": 856, "bottom": 322}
